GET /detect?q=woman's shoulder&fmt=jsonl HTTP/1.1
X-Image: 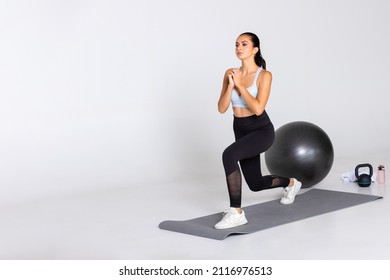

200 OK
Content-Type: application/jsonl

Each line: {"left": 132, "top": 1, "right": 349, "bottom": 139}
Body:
{"left": 259, "top": 68, "right": 272, "bottom": 80}
{"left": 257, "top": 68, "right": 272, "bottom": 87}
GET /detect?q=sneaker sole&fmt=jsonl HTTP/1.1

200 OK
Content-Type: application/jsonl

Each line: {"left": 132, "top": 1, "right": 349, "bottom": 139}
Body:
{"left": 214, "top": 218, "right": 248, "bottom": 230}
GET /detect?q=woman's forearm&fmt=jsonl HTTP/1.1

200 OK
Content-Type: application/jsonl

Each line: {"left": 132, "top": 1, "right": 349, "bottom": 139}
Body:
{"left": 218, "top": 85, "right": 234, "bottom": 114}
{"left": 235, "top": 85, "right": 265, "bottom": 116}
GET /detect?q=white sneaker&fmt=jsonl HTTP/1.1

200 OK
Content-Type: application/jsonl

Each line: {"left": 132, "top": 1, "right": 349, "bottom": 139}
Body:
{"left": 280, "top": 178, "right": 302, "bottom": 205}
{"left": 214, "top": 207, "right": 248, "bottom": 229}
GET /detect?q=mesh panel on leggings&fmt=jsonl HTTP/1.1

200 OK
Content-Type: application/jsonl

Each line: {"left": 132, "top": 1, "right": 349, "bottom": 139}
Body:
{"left": 270, "top": 176, "right": 290, "bottom": 188}
{"left": 227, "top": 169, "right": 242, "bottom": 208}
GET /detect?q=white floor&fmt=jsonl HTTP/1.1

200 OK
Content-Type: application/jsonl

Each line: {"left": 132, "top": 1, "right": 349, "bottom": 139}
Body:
{"left": 1, "top": 155, "right": 389, "bottom": 260}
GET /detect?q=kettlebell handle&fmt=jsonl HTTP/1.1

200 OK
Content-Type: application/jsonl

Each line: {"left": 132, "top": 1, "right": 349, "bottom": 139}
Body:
{"left": 355, "top": 163, "right": 373, "bottom": 178}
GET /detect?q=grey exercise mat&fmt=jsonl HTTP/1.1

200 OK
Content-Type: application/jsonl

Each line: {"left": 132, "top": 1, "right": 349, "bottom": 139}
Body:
{"left": 159, "top": 189, "right": 382, "bottom": 240}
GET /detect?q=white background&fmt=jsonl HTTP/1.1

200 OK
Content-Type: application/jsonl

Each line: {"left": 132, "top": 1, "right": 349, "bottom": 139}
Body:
{"left": 1, "top": 0, "right": 389, "bottom": 207}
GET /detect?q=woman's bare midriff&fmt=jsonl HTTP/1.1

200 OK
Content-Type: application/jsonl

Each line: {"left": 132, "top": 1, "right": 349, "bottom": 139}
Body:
{"left": 233, "top": 107, "right": 256, "bottom": 118}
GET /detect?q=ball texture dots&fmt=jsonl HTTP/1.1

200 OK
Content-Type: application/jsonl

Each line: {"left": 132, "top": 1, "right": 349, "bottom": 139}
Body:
{"left": 265, "top": 121, "right": 334, "bottom": 188}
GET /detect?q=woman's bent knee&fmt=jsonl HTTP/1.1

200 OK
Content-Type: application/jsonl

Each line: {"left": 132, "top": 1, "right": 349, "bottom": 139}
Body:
{"left": 222, "top": 146, "right": 239, "bottom": 176}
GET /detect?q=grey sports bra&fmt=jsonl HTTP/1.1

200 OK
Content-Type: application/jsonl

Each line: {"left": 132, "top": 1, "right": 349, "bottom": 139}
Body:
{"left": 231, "top": 67, "right": 262, "bottom": 108}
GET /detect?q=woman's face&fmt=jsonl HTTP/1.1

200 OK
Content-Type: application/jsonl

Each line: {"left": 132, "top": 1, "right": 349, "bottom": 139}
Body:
{"left": 235, "top": 35, "right": 258, "bottom": 60}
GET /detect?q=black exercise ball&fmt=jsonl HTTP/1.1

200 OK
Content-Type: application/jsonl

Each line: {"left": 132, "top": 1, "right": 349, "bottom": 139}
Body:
{"left": 265, "top": 121, "right": 334, "bottom": 188}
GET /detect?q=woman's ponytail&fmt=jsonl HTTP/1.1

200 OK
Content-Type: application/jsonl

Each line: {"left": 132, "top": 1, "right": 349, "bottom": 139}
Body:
{"left": 255, "top": 51, "right": 266, "bottom": 70}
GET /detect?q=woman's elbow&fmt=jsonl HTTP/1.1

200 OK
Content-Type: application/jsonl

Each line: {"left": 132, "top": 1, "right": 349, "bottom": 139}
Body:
{"left": 218, "top": 103, "right": 228, "bottom": 114}
{"left": 218, "top": 106, "right": 227, "bottom": 114}
{"left": 254, "top": 107, "right": 265, "bottom": 116}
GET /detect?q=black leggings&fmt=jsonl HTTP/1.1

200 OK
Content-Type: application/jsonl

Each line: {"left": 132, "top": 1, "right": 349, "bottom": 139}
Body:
{"left": 222, "top": 113, "right": 290, "bottom": 208}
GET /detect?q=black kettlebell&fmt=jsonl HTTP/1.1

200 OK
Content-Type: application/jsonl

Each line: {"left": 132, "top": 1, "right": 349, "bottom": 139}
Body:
{"left": 355, "top": 163, "right": 373, "bottom": 187}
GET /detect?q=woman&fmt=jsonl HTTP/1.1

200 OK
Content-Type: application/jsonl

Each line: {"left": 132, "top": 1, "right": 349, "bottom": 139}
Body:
{"left": 215, "top": 32, "right": 302, "bottom": 230}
